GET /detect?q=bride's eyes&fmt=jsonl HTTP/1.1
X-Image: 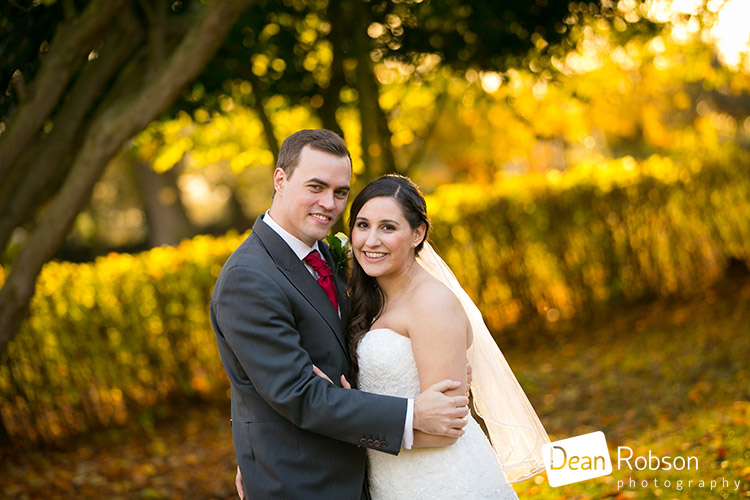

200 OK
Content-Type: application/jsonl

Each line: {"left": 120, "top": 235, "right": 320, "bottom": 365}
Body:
{"left": 355, "top": 220, "right": 395, "bottom": 231}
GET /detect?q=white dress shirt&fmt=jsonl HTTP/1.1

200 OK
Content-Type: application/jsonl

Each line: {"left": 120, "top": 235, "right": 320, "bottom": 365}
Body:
{"left": 262, "top": 211, "right": 414, "bottom": 449}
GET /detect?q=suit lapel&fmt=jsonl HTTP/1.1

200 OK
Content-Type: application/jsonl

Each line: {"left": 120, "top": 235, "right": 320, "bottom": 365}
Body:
{"left": 252, "top": 216, "right": 350, "bottom": 361}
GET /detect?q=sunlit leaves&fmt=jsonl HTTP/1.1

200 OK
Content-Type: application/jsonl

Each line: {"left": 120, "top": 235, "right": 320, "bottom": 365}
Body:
{"left": 427, "top": 152, "right": 750, "bottom": 332}
{"left": 2, "top": 148, "right": 749, "bottom": 448}
{"left": 132, "top": 99, "right": 319, "bottom": 175}
{"left": 0, "top": 233, "right": 246, "bottom": 445}
{"left": 122, "top": 0, "right": 750, "bottom": 197}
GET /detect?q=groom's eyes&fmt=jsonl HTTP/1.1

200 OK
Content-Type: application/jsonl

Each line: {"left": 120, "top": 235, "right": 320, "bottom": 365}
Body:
{"left": 307, "top": 183, "right": 348, "bottom": 199}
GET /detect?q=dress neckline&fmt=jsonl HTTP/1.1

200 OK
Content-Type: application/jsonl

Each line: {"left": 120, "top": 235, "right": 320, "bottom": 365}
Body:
{"left": 366, "top": 327, "right": 410, "bottom": 340}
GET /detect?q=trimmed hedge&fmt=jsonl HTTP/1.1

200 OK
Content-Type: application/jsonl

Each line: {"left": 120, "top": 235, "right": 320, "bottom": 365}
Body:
{"left": 0, "top": 234, "right": 244, "bottom": 444}
{"left": 427, "top": 153, "right": 750, "bottom": 331}
{"left": 1, "top": 152, "right": 748, "bottom": 445}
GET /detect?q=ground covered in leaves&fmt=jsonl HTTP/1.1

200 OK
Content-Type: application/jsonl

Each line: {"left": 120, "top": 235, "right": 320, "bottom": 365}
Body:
{"left": 1, "top": 275, "right": 749, "bottom": 499}
{"left": 510, "top": 273, "right": 750, "bottom": 500}
{"left": 1, "top": 401, "right": 237, "bottom": 499}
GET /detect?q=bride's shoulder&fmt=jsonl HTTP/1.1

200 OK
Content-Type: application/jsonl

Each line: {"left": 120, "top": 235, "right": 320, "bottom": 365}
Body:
{"left": 405, "top": 275, "right": 469, "bottom": 343}
{"left": 409, "top": 274, "right": 465, "bottom": 322}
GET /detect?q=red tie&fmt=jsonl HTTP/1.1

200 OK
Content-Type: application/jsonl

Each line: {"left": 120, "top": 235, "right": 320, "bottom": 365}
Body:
{"left": 304, "top": 250, "right": 339, "bottom": 311}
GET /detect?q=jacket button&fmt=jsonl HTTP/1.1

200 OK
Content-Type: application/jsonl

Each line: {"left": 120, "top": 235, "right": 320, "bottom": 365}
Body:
{"left": 380, "top": 441, "right": 387, "bottom": 448}
{"left": 367, "top": 439, "right": 374, "bottom": 446}
{"left": 360, "top": 438, "right": 367, "bottom": 445}
{"left": 373, "top": 440, "right": 380, "bottom": 447}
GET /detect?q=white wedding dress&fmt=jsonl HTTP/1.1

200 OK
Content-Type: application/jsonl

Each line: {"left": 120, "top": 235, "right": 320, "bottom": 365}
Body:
{"left": 357, "top": 328, "right": 519, "bottom": 500}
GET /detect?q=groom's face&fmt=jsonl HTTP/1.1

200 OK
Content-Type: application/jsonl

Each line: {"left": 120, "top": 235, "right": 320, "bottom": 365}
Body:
{"left": 271, "top": 145, "right": 351, "bottom": 246}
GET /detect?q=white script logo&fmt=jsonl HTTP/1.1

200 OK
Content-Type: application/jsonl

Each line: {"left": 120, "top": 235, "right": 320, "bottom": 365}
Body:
{"left": 542, "top": 431, "right": 613, "bottom": 487}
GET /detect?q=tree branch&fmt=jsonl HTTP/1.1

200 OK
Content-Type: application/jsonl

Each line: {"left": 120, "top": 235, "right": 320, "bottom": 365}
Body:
{"left": 144, "top": 0, "right": 168, "bottom": 75}
{"left": 9, "top": 70, "right": 27, "bottom": 103}
{"left": 0, "top": 0, "right": 252, "bottom": 354}
{"left": 0, "top": 0, "right": 129, "bottom": 178}
{"left": 403, "top": 89, "right": 448, "bottom": 177}
{"left": 247, "top": 72, "right": 280, "bottom": 164}
{"left": 62, "top": 0, "right": 75, "bottom": 21}
{"left": 0, "top": 7, "right": 145, "bottom": 254}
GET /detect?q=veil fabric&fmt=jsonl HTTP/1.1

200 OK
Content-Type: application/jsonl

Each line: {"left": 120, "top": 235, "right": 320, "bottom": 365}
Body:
{"left": 416, "top": 242, "right": 550, "bottom": 483}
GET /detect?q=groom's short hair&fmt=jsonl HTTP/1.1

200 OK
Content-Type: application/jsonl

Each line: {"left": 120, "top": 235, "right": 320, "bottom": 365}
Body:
{"left": 277, "top": 129, "right": 352, "bottom": 178}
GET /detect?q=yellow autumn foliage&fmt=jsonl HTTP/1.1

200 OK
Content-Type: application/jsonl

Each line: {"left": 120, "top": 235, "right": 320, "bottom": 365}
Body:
{"left": 1, "top": 152, "right": 748, "bottom": 445}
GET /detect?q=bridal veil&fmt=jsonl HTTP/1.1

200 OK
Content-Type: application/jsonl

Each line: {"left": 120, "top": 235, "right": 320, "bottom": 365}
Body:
{"left": 416, "top": 242, "right": 550, "bottom": 483}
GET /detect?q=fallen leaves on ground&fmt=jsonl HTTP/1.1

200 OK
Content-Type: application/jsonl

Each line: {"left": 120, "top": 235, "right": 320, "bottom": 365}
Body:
{"left": 0, "top": 402, "right": 237, "bottom": 500}
{"left": 1, "top": 275, "right": 749, "bottom": 499}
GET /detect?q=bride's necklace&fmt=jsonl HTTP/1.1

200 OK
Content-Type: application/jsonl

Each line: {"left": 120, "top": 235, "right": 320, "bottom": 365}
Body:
{"left": 384, "top": 263, "right": 418, "bottom": 311}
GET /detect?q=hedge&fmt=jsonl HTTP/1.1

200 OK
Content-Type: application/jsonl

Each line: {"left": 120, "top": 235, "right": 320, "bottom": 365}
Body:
{"left": 427, "top": 153, "right": 750, "bottom": 331}
{"left": 0, "top": 234, "right": 244, "bottom": 444}
{"left": 1, "top": 152, "right": 748, "bottom": 445}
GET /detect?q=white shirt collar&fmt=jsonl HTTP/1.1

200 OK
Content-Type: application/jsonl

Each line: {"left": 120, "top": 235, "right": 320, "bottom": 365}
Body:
{"left": 263, "top": 210, "right": 321, "bottom": 261}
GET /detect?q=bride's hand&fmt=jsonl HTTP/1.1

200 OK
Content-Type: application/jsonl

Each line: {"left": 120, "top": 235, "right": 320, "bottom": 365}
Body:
{"left": 235, "top": 465, "right": 244, "bottom": 500}
{"left": 312, "top": 365, "right": 351, "bottom": 389}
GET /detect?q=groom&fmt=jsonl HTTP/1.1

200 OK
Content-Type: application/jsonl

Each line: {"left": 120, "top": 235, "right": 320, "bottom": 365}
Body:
{"left": 210, "top": 129, "right": 469, "bottom": 499}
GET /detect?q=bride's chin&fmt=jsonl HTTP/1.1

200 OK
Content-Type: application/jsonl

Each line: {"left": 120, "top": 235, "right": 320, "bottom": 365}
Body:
{"left": 357, "top": 262, "right": 381, "bottom": 277}
{"left": 360, "top": 266, "right": 380, "bottom": 278}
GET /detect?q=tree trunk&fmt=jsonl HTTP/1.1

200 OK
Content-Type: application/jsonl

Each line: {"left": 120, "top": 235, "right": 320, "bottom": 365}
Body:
{"left": 133, "top": 157, "right": 196, "bottom": 247}
{"left": 351, "top": 1, "right": 395, "bottom": 183}
{"left": 227, "top": 187, "right": 253, "bottom": 233}
{"left": 318, "top": 0, "right": 346, "bottom": 139}
{"left": 0, "top": 0, "right": 251, "bottom": 355}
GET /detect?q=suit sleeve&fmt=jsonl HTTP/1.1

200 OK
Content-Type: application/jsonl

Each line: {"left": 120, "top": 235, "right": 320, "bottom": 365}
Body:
{"left": 212, "top": 264, "right": 407, "bottom": 454}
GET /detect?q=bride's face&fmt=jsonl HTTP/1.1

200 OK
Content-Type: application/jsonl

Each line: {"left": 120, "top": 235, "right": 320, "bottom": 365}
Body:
{"left": 352, "top": 196, "right": 424, "bottom": 278}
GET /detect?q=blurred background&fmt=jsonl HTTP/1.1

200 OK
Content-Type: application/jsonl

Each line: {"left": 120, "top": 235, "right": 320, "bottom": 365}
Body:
{"left": 0, "top": 0, "right": 748, "bottom": 498}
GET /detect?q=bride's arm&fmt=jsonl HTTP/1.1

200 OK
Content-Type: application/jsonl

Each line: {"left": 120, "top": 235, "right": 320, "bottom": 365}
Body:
{"left": 409, "top": 284, "right": 470, "bottom": 448}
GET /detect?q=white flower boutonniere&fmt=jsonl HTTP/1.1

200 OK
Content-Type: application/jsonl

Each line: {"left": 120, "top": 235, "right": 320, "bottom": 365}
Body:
{"left": 325, "top": 232, "right": 351, "bottom": 275}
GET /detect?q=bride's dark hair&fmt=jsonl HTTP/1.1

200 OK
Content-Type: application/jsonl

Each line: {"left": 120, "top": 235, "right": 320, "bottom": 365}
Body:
{"left": 347, "top": 174, "right": 430, "bottom": 380}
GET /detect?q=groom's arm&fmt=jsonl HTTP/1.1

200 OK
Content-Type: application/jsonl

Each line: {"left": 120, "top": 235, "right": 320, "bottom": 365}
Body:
{"left": 214, "top": 264, "right": 409, "bottom": 454}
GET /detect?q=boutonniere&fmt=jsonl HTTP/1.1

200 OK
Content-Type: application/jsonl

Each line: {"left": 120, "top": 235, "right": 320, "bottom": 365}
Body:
{"left": 325, "top": 232, "right": 351, "bottom": 275}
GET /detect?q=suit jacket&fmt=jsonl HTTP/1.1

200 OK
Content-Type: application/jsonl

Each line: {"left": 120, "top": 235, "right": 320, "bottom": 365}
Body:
{"left": 211, "top": 215, "right": 407, "bottom": 499}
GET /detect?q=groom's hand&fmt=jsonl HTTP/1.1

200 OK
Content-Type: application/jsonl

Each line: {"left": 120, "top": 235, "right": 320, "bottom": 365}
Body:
{"left": 414, "top": 379, "right": 469, "bottom": 438}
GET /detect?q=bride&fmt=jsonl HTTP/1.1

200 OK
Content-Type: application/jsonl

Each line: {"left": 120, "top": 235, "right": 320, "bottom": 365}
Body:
{"left": 318, "top": 174, "right": 549, "bottom": 499}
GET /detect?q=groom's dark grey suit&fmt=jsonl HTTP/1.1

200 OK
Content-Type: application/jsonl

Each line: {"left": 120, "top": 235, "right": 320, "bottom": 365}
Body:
{"left": 211, "top": 215, "right": 408, "bottom": 499}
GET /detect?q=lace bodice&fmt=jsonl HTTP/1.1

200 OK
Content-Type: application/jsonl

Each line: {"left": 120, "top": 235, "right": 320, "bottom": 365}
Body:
{"left": 358, "top": 328, "right": 420, "bottom": 398}
{"left": 357, "top": 328, "right": 518, "bottom": 500}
